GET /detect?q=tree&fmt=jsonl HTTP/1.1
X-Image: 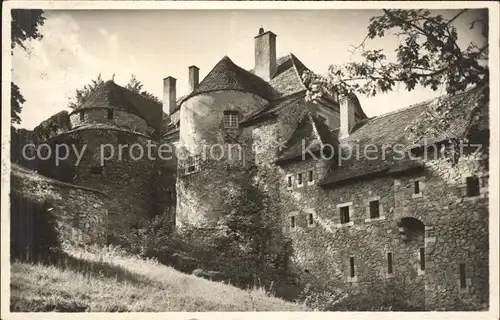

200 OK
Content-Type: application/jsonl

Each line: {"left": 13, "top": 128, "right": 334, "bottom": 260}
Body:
{"left": 68, "top": 73, "right": 104, "bottom": 109}
{"left": 303, "top": 9, "right": 488, "bottom": 140}
{"left": 68, "top": 73, "right": 161, "bottom": 109}
{"left": 11, "top": 9, "right": 46, "bottom": 125}
{"left": 126, "top": 74, "right": 162, "bottom": 104}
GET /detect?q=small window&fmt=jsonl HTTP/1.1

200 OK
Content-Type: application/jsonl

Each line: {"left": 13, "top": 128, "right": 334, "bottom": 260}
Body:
{"left": 414, "top": 181, "right": 420, "bottom": 194}
{"left": 466, "top": 176, "right": 480, "bottom": 197}
{"left": 107, "top": 109, "right": 114, "bottom": 120}
{"left": 298, "top": 173, "right": 303, "bottom": 186}
{"left": 79, "top": 111, "right": 84, "bottom": 121}
{"left": 307, "top": 213, "right": 314, "bottom": 226}
{"left": 340, "top": 206, "right": 350, "bottom": 224}
{"left": 459, "top": 263, "right": 467, "bottom": 288}
{"left": 185, "top": 157, "right": 199, "bottom": 174}
{"left": 419, "top": 248, "right": 425, "bottom": 271}
{"left": 387, "top": 252, "right": 393, "bottom": 274}
{"left": 369, "top": 200, "right": 380, "bottom": 219}
{"left": 223, "top": 110, "right": 239, "bottom": 129}
{"left": 287, "top": 176, "right": 292, "bottom": 188}
{"left": 90, "top": 166, "right": 103, "bottom": 174}
{"left": 308, "top": 170, "right": 314, "bottom": 182}
{"left": 349, "top": 257, "right": 355, "bottom": 278}
{"left": 290, "top": 216, "right": 296, "bottom": 229}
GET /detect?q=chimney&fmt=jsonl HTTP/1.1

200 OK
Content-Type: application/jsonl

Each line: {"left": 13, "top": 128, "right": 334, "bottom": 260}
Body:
{"left": 339, "top": 96, "right": 356, "bottom": 138}
{"left": 163, "top": 76, "right": 177, "bottom": 115}
{"left": 254, "top": 28, "right": 277, "bottom": 81}
{"left": 188, "top": 66, "right": 199, "bottom": 93}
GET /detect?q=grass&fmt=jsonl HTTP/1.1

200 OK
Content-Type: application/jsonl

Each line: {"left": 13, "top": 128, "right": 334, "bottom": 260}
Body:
{"left": 10, "top": 246, "right": 309, "bottom": 312}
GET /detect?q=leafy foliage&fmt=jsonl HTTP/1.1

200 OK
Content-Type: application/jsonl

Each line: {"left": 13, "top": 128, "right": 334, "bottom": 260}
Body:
{"left": 68, "top": 73, "right": 105, "bottom": 109}
{"left": 303, "top": 9, "right": 489, "bottom": 140}
{"left": 11, "top": 9, "right": 46, "bottom": 125}
{"left": 11, "top": 82, "right": 25, "bottom": 125}
{"left": 11, "top": 9, "right": 46, "bottom": 50}
{"left": 126, "top": 74, "right": 162, "bottom": 104}
{"left": 68, "top": 73, "right": 161, "bottom": 109}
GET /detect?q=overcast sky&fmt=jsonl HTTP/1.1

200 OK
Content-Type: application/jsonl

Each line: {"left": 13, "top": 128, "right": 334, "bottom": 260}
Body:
{"left": 12, "top": 9, "right": 486, "bottom": 129}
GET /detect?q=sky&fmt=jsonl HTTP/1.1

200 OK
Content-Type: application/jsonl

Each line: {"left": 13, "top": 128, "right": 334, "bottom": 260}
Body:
{"left": 12, "top": 9, "right": 486, "bottom": 129}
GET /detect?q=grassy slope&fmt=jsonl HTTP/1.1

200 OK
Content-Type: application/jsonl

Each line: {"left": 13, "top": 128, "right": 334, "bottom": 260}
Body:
{"left": 11, "top": 248, "right": 308, "bottom": 312}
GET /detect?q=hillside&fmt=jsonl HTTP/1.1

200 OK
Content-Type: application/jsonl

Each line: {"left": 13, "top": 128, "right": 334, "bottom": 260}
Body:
{"left": 10, "top": 247, "right": 309, "bottom": 312}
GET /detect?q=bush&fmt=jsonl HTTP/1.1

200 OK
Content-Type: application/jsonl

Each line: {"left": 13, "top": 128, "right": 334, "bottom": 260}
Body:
{"left": 295, "top": 284, "right": 347, "bottom": 311}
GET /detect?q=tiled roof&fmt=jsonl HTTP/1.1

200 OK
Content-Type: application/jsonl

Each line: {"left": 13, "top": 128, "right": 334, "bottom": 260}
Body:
{"left": 319, "top": 88, "right": 489, "bottom": 186}
{"left": 240, "top": 93, "right": 305, "bottom": 126}
{"left": 179, "top": 53, "right": 311, "bottom": 122}
{"left": 268, "top": 53, "right": 309, "bottom": 98}
{"left": 183, "top": 56, "right": 276, "bottom": 102}
{"left": 276, "top": 113, "right": 339, "bottom": 163}
{"left": 69, "top": 80, "right": 163, "bottom": 132}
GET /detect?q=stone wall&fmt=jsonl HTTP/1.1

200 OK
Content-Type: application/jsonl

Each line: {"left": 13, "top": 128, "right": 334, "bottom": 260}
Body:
{"left": 176, "top": 91, "right": 268, "bottom": 225}
{"left": 277, "top": 146, "right": 489, "bottom": 310}
{"left": 53, "top": 129, "right": 174, "bottom": 243}
{"left": 10, "top": 164, "right": 108, "bottom": 246}
{"left": 70, "top": 108, "right": 154, "bottom": 136}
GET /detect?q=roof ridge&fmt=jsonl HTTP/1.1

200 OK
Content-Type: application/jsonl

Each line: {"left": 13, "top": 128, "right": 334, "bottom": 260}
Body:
{"left": 367, "top": 89, "right": 477, "bottom": 121}
{"left": 288, "top": 53, "right": 308, "bottom": 91}
{"left": 307, "top": 113, "right": 324, "bottom": 144}
{"left": 366, "top": 95, "right": 439, "bottom": 121}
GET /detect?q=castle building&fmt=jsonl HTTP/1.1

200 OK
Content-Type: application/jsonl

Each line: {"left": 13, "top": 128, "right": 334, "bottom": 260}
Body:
{"left": 31, "top": 28, "right": 488, "bottom": 310}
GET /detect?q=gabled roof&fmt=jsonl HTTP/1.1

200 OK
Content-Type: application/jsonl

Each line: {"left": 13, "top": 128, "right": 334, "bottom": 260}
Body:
{"left": 69, "top": 80, "right": 163, "bottom": 131}
{"left": 269, "top": 53, "right": 310, "bottom": 98}
{"left": 240, "top": 93, "right": 305, "bottom": 126}
{"left": 319, "top": 88, "right": 489, "bottom": 187}
{"left": 276, "top": 113, "right": 338, "bottom": 164}
{"left": 183, "top": 56, "right": 276, "bottom": 102}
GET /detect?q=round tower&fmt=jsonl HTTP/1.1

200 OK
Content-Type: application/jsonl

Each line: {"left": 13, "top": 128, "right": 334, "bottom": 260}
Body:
{"left": 175, "top": 56, "right": 273, "bottom": 228}
{"left": 63, "top": 80, "right": 166, "bottom": 244}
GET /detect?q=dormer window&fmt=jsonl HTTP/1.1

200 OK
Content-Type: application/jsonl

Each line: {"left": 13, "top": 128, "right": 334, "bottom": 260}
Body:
{"left": 223, "top": 110, "right": 239, "bottom": 129}
{"left": 107, "top": 109, "right": 114, "bottom": 120}
{"left": 79, "top": 111, "right": 84, "bottom": 121}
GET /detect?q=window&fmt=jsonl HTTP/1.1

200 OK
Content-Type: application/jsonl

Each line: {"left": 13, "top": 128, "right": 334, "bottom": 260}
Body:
{"left": 387, "top": 252, "right": 393, "bottom": 274}
{"left": 107, "top": 109, "right": 114, "bottom": 120}
{"left": 419, "top": 248, "right": 425, "bottom": 271}
{"left": 186, "top": 159, "right": 196, "bottom": 173}
{"left": 223, "top": 110, "right": 239, "bottom": 129}
{"left": 184, "top": 156, "right": 199, "bottom": 174}
{"left": 466, "top": 176, "right": 480, "bottom": 197}
{"left": 459, "top": 264, "right": 467, "bottom": 288}
{"left": 369, "top": 200, "right": 380, "bottom": 219}
{"left": 308, "top": 213, "right": 314, "bottom": 226}
{"left": 290, "top": 216, "right": 296, "bottom": 229}
{"left": 90, "top": 166, "right": 103, "bottom": 174}
{"left": 79, "top": 111, "right": 84, "bottom": 121}
{"left": 414, "top": 181, "right": 420, "bottom": 194}
{"left": 340, "top": 206, "right": 350, "bottom": 224}
{"left": 298, "top": 173, "right": 303, "bottom": 186}
{"left": 287, "top": 176, "right": 292, "bottom": 188}
{"left": 349, "top": 257, "right": 355, "bottom": 278}
{"left": 308, "top": 170, "right": 314, "bottom": 182}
